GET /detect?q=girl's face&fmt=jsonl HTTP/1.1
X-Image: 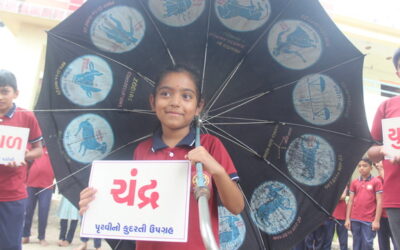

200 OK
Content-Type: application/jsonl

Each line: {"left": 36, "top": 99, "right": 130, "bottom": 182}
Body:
{"left": 150, "top": 72, "right": 203, "bottom": 132}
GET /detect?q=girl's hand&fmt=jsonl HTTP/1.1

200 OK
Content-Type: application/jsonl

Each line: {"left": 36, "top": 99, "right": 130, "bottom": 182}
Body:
{"left": 372, "top": 220, "right": 380, "bottom": 231}
{"left": 344, "top": 219, "right": 351, "bottom": 230}
{"left": 185, "top": 146, "right": 224, "bottom": 176}
{"left": 381, "top": 146, "right": 400, "bottom": 164}
{"left": 5, "top": 161, "right": 26, "bottom": 168}
{"left": 79, "top": 187, "right": 97, "bottom": 215}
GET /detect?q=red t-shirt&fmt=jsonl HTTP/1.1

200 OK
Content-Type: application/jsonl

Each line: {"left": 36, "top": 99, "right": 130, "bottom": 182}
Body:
{"left": 0, "top": 105, "right": 43, "bottom": 201}
{"left": 332, "top": 199, "right": 346, "bottom": 220}
{"left": 349, "top": 176, "right": 383, "bottom": 222}
{"left": 133, "top": 130, "right": 238, "bottom": 250}
{"left": 371, "top": 96, "right": 400, "bottom": 208}
{"left": 26, "top": 146, "right": 54, "bottom": 188}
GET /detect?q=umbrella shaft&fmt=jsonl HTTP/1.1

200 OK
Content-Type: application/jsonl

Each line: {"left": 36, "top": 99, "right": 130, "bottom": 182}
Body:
{"left": 198, "top": 195, "right": 219, "bottom": 250}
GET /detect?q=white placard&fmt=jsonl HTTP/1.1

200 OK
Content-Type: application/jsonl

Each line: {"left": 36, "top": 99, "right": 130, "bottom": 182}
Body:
{"left": 382, "top": 117, "right": 400, "bottom": 159}
{"left": 0, "top": 125, "right": 29, "bottom": 164}
{"left": 81, "top": 160, "right": 191, "bottom": 242}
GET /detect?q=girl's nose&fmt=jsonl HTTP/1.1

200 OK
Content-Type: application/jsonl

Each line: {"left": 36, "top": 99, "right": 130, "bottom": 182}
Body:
{"left": 170, "top": 94, "right": 181, "bottom": 106}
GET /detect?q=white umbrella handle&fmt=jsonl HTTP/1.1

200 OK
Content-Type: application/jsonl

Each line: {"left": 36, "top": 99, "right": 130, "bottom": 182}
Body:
{"left": 195, "top": 118, "right": 219, "bottom": 250}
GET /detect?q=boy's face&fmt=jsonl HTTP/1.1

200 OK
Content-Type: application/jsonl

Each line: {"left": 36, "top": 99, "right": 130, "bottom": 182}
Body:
{"left": 357, "top": 160, "right": 372, "bottom": 178}
{"left": 0, "top": 86, "right": 18, "bottom": 115}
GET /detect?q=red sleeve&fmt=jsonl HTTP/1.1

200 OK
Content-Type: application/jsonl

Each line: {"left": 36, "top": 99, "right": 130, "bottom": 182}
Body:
{"left": 349, "top": 180, "right": 356, "bottom": 193}
{"left": 370, "top": 101, "right": 386, "bottom": 142}
{"left": 375, "top": 178, "right": 383, "bottom": 192}
{"left": 27, "top": 112, "right": 42, "bottom": 143}
{"left": 204, "top": 135, "right": 238, "bottom": 179}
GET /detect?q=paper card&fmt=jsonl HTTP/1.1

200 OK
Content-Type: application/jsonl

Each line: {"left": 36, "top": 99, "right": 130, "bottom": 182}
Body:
{"left": 0, "top": 125, "right": 29, "bottom": 164}
{"left": 80, "top": 160, "right": 191, "bottom": 242}
{"left": 382, "top": 117, "right": 400, "bottom": 159}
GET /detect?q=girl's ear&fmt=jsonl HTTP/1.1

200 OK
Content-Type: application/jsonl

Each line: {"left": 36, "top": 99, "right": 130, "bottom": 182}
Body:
{"left": 149, "top": 94, "right": 155, "bottom": 111}
{"left": 195, "top": 98, "right": 205, "bottom": 115}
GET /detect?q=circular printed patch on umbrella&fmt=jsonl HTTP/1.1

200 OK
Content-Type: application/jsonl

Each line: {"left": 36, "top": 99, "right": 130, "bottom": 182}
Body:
{"left": 63, "top": 114, "right": 114, "bottom": 164}
{"left": 215, "top": 0, "right": 271, "bottom": 32}
{"left": 61, "top": 55, "right": 113, "bottom": 106}
{"left": 267, "top": 20, "right": 323, "bottom": 70}
{"left": 293, "top": 74, "right": 344, "bottom": 125}
{"left": 218, "top": 206, "right": 246, "bottom": 250}
{"left": 250, "top": 181, "right": 297, "bottom": 235}
{"left": 148, "top": 0, "right": 206, "bottom": 27}
{"left": 90, "top": 6, "right": 145, "bottom": 53}
{"left": 285, "top": 134, "right": 335, "bottom": 186}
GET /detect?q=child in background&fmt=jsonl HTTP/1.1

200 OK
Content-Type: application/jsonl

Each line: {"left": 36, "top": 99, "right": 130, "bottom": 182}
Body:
{"left": 324, "top": 186, "right": 348, "bottom": 250}
{"left": 58, "top": 195, "right": 80, "bottom": 247}
{"left": 345, "top": 158, "right": 382, "bottom": 250}
{"left": 22, "top": 145, "right": 55, "bottom": 246}
{"left": 79, "top": 65, "right": 245, "bottom": 249}
{"left": 0, "top": 69, "right": 43, "bottom": 250}
{"left": 375, "top": 161, "right": 398, "bottom": 250}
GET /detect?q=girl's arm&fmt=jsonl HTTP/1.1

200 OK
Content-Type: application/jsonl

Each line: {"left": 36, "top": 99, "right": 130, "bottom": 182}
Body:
{"left": 372, "top": 193, "right": 382, "bottom": 231}
{"left": 344, "top": 192, "right": 354, "bottom": 230}
{"left": 25, "top": 140, "right": 43, "bottom": 161}
{"left": 186, "top": 146, "right": 244, "bottom": 215}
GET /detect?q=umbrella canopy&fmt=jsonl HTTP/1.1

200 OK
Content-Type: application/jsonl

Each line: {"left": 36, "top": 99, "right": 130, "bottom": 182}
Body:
{"left": 35, "top": 0, "right": 373, "bottom": 249}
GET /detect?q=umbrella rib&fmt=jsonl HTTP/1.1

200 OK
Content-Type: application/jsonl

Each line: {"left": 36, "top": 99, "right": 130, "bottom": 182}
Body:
{"left": 137, "top": 0, "right": 176, "bottom": 66}
{"left": 206, "top": 92, "right": 269, "bottom": 122}
{"left": 30, "top": 108, "right": 155, "bottom": 115}
{"left": 205, "top": 0, "right": 294, "bottom": 114}
{"left": 47, "top": 32, "right": 155, "bottom": 87}
{"left": 35, "top": 134, "right": 153, "bottom": 195}
{"left": 204, "top": 123, "right": 334, "bottom": 219}
{"left": 204, "top": 122, "right": 260, "bottom": 156}
{"left": 200, "top": 0, "right": 212, "bottom": 94}
{"left": 280, "top": 121, "right": 374, "bottom": 142}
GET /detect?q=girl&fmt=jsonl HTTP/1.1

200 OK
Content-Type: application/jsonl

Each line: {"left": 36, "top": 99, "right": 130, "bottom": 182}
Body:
{"left": 79, "top": 65, "right": 244, "bottom": 249}
{"left": 58, "top": 195, "right": 80, "bottom": 247}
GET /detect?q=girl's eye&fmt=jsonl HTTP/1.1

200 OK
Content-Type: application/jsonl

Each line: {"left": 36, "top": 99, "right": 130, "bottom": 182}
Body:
{"left": 182, "top": 93, "right": 193, "bottom": 100}
{"left": 159, "top": 91, "right": 171, "bottom": 97}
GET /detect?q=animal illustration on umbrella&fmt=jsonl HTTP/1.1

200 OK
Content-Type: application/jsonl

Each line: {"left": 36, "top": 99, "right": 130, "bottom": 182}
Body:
{"left": 163, "top": 0, "right": 192, "bottom": 17}
{"left": 73, "top": 61, "right": 102, "bottom": 97}
{"left": 217, "top": 0, "right": 269, "bottom": 20}
{"left": 99, "top": 14, "right": 138, "bottom": 46}
{"left": 75, "top": 119, "right": 107, "bottom": 157}
{"left": 273, "top": 26, "right": 318, "bottom": 63}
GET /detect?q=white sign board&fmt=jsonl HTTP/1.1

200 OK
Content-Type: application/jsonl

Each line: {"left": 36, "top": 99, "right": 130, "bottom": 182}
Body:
{"left": 0, "top": 125, "right": 29, "bottom": 164}
{"left": 382, "top": 117, "right": 400, "bottom": 159}
{"left": 81, "top": 160, "right": 191, "bottom": 242}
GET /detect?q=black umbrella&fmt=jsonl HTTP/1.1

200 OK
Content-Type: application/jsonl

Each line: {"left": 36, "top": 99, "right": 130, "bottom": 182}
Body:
{"left": 35, "top": 0, "right": 373, "bottom": 249}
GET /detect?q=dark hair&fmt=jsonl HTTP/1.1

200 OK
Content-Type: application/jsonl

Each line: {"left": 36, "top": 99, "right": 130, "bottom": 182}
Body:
{"left": 153, "top": 64, "right": 202, "bottom": 103}
{"left": 393, "top": 48, "right": 400, "bottom": 70}
{"left": 0, "top": 69, "right": 17, "bottom": 91}
{"left": 360, "top": 157, "right": 372, "bottom": 166}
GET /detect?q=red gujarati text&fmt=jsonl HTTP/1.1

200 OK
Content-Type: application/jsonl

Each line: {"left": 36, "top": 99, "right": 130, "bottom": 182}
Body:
{"left": 110, "top": 168, "right": 159, "bottom": 209}
{"left": 0, "top": 135, "right": 23, "bottom": 150}
{"left": 388, "top": 127, "right": 400, "bottom": 149}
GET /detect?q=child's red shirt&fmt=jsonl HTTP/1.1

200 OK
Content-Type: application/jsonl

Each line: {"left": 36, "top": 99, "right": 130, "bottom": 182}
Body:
{"left": 133, "top": 129, "right": 239, "bottom": 250}
{"left": 349, "top": 175, "right": 382, "bottom": 222}
{"left": 0, "top": 104, "right": 43, "bottom": 201}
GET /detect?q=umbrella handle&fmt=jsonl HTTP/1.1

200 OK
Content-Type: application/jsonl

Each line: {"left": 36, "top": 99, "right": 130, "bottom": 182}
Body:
{"left": 195, "top": 117, "right": 219, "bottom": 250}
{"left": 195, "top": 119, "right": 206, "bottom": 187}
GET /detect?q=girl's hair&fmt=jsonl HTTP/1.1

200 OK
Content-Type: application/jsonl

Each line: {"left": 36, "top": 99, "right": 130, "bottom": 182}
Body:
{"left": 153, "top": 64, "right": 203, "bottom": 104}
{"left": 360, "top": 157, "right": 372, "bottom": 166}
